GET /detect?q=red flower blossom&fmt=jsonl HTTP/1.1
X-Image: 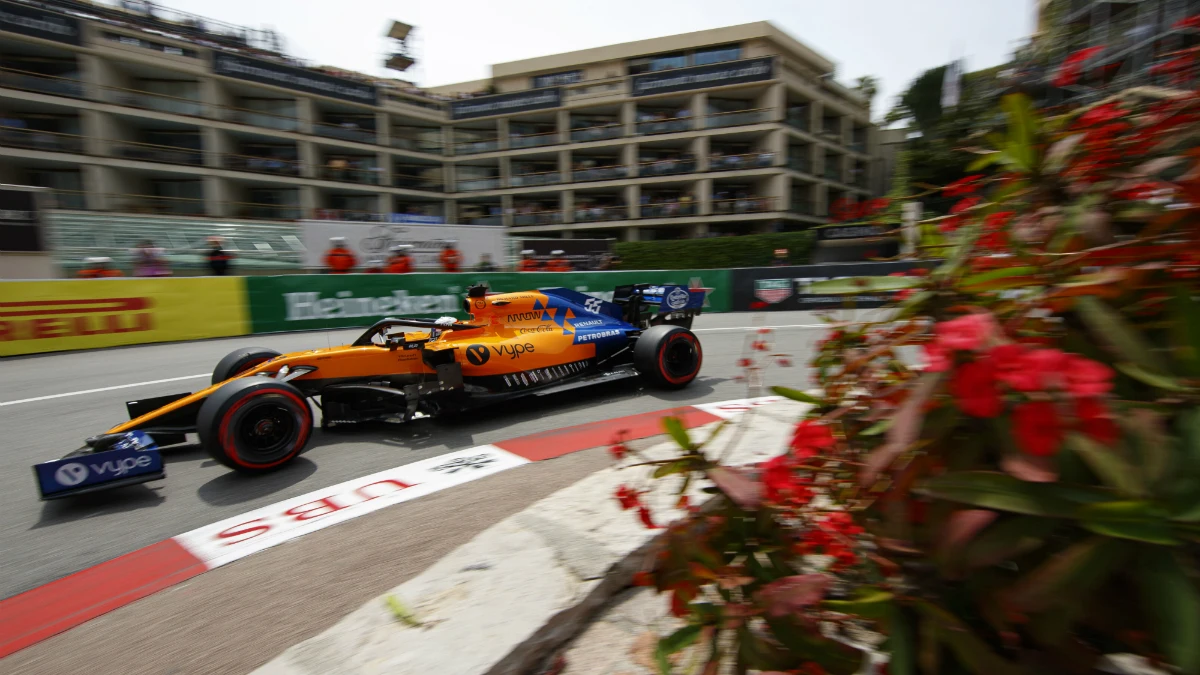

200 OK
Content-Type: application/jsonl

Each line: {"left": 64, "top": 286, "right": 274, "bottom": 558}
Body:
{"left": 1114, "top": 181, "right": 1165, "bottom": 201}
{"left": 1076, "top": 102, "right": 1124, "bottom": 128}
{"left": 609, "top": 442, "right": 628, "bottom": 460}
{"left": 738, "top": 358, "right": 754, "bottom": 368}
{"left": 984, "top": 211, "right": 1015, "bottom": 230}
{"left": 936, "top": 313, "right": 997, "bottom": 351}
{"left": 777, "top": 357, "right": 793, "bottom": 367}
{"left": 637, "top": 505, "right": 661, "bottom": 529}
{"left": 1076, "top": 397, "right": 1119, "bottom": 445}
{"left": 1014, "top": 401, "right": 1065, "bottom": 456}
{"left": 831, "top": 547, "right": 858, "bottom": 571}
{"left": 1064, "top": 356, "right": 1114, "bottom": 397}
{"left": 762, "top": 455, "right": 813, "bottom": 505}
{"left": 922, "top": 340, "right": 952, "bottom": 372}
{"left": 1150, "top": 57, "right": 1191, "bottom": 75}
{"left": 951, "top": 359, "right": 1003, "bottom": 418}
{"left": 943, "top": 174, "right": 984, "bottom": 197}
{"left": 1174, "top": 14, "right": 1200, "bottom": 30}
{"left": 632, "top": 571, "right": 655, "bottom": 587}
{"left": 1054, "top": 46, "right": 1104, "bottom": 87}
{"left": 791, "top": 420, "right": 836, "bottom": 457}
{"left": 977, "top": 229, "right": 1009, "bottom": 251}
{"left": 951, "top": 197, "right": 982, "bottom": 215}
{"left": 752, "top": 340, "right": 769, "bottom": 351}
{"left": 895, "top": 288, "right": 916, "bottom": 301}
{"left": 615, "top": 485, "right": 642, "bottom": 510}
{"left": 757, "top": 327, "right": 773, "bottom": 335}
{"left": 819, "top": 511, "right": 864, "bottom": 536}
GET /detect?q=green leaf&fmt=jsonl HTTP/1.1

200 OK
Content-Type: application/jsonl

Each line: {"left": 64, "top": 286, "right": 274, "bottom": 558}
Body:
{"left": 1078, "top": 500, "right": 1181, "bottom": 545}
{"left": 1139, "top": 548, "right": 1200, "bottom": 675}
{"left": 770, "top": 386, "right": 823, "bottom": 405}
{"left": 662, "top": 416, "right": 692, "bottom": 450}
{"left": 385, "top": 594, "right": 422, "bottom": 627}
{"left": 958, "top": 266, "right": 1040, "bottom": 292}
{"left": 1007, "top": 536, "right": 1130, "bottom": 613}
{"left": 1066, "top": 433, "right": 1143, "bottom": 497}
{"left": 860, "top": 419, "right": 892, "bottom": 437}
{"left": 1001, "top": 93, "right": 1038, "bottom": 173}
{"left": 886, "top": 605, "right": 916, "bottom": 675}
{"left": 656, "top": 624, "right": 702, "bottom": 675}
{"left": 961, "top": 515, "right": 1059, "bottom": 571}
{"left": 806, "top": 275, "right": 923, "bottom": 295}
{"left": 966, "top": 152, "right": 1001, "bottom": 172}
{"left": 917, "top": 471, "right": 1111, "bottom": 517}
{"left": 1116, "top": 362, "right": 1193, "bottom": 393}
{"left": 892, "top": 290, "right": 934, "bottom": 320}
{"left": 1075, "top": 296, "right": 1169, "bottom": 374}
{"left": 653, "top": 460, "right": 690, "bottom": 479}
{"left": 915, "top": 601, "right": 1021, "bottom": 675}
{"left": 822, "top": 588, "right": 894, "bottom": 619}
{"left": 1169, "top": 285, "right": 1200, "bottom": 376}
{"left": 932, "top": 222, "right": 981, "bottom": 281}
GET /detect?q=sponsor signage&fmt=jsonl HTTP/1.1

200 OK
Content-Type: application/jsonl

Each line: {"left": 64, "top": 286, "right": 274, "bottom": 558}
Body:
{"left": 0, "top": 0, "right": 80, "bottom": 45}
{"left": 817, "top": 224, "right": 891, "bottom": 240}
{"left": 631, "top": 57, "right": 774, "bottom": 97}
{"left": 173, "top": 446, "right": 529, "bottom": 569}
{"left": 34, "top": 433, "right": 163, "bottom": 499}
{"left": 730, "top": 261, "right": 938, "bottom": 312}
{"left": 532, "top": 70, "right": 583, "bottom": 88}
{"left": 389, "top": 213, "right": 445, "bottom": 225}
{"left": 212, "top": 53, "right": 378, "bottom": 105}
{"left": 302, "top": 220, "right": 507, "bottom": 271}
{"left": 450, "top": 87, "right": 561, "bottom": 120}
{"left": 0, "top": 188, "right": 41, "bottom": 252}
{"left": 0, "top": 277, "right": 250, "bottom": 357}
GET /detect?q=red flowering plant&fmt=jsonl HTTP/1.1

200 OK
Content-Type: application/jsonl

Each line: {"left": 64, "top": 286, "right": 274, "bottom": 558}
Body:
{"left": 614, "top": 83, "right": 1200, "bottom": 675}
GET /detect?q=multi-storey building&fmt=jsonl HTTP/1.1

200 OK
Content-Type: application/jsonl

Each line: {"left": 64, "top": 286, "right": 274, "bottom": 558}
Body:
{"left": 0, "top": 0, "right": 882, "bottom": 246}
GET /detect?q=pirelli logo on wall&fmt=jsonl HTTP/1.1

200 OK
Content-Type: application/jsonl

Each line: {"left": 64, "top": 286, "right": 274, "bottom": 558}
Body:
{"left": 0, "top": 297, "right": 152, "bottom": 341}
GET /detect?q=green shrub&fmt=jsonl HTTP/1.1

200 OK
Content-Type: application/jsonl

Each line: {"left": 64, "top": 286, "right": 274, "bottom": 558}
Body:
{"left": 613, "top": 230, "right": 816, "bottom": 270}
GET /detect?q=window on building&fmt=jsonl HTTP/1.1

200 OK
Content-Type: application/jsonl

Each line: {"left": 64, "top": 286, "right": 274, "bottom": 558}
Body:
{"left": 532, "top": 70, "right": 583, "bottom": 88}
{"left": 693, "top": 44, "right": 741, "bottom": 66}
{"left": 627, "top": 52, "right": 688, "bottom": 75}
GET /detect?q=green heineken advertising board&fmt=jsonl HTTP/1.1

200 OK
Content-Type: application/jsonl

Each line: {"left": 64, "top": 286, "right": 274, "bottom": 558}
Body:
{"left": 246, "top": 271, "right": 730, "bottom": 334}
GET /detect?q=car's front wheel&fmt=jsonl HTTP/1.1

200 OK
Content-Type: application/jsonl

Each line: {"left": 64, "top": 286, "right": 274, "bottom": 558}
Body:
{"left": 211, "top": 347, "right": 281, "bottom": 385}
{"left": 634, "top": 325, "right": 703, "bottom": 389}
{"left": 197, "top": 378, "right": 313, "bottom": 473}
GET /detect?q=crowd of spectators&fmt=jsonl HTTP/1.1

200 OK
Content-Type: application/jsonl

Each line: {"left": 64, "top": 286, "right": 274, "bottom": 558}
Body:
{"left": 709, "top": 149, "right": 776, "bottom": 171}
{"left": 639, "top": 153, "right": 696, "bottom": 176}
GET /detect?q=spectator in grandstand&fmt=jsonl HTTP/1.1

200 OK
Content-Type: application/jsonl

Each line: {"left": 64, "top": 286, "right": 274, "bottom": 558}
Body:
{"left": 440, "top": 241, "right": 462, "bottom": 272}
{"left": 324, "top": 236, "right": 357, "bottom": 274}
{"left": 476, "top": 253, "right": 497, "bottom": 272}
{"left": 771, "top": 248, "right": 790, "bottom": 267}
{"left": 517, "top": 249, "right": 541, "bottom": 272}
{"left": 131, "top": 239, "right": 170, "bottom": 277}
{"left": 385, "top": 244, "right": 412, "bottom": 273}
{"left": 77, "top": 257, "right": 122, "bottom": 278}
{"left": 207, "top": 237, "right": 233, "bottom": 276}
{"left": 545, "top": 250, "right": 572, "bottom": 272}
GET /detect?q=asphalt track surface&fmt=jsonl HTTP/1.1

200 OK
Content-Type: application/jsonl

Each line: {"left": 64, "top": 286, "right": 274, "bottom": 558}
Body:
{"left": 0, "top": 309, "right": 878, "bottom": 604}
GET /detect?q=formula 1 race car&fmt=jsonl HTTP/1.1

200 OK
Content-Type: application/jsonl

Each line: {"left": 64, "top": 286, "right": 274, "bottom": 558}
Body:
{"left": 33, "top": 284, "right": 706, "bottom": 499}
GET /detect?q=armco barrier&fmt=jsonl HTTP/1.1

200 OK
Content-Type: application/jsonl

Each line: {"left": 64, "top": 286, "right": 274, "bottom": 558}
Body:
{"left": 0, "top": 277, "right": 250, "bottom": 357}
{"left": 246, "top": 270, "right": 730, "bottom": 334}
{"left": 730, "top": 261, "right": 937, "bottom": 312}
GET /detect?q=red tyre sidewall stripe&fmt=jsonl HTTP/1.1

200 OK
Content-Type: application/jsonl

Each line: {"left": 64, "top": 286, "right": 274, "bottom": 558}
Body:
{"left": 659, "top": 332, "right": 702, "bottom": 385}
{"left": 218, "top": 389, "right": 312, "bottom": 470}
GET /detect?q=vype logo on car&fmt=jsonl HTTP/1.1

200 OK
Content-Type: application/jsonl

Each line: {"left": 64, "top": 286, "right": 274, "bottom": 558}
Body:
{"left": 0, "top": 297, "right": 153, "bottom": 341}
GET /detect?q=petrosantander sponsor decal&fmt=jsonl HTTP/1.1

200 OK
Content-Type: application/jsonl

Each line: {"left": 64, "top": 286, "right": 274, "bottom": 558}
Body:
{"left": 0, "top": 297, "right": 153, "bottom": 341}
{"left": 284, "top": 290, "right": 459, "bottom": 321}
{"left": 174, "top": 446, "right": 528, "bottom": 568}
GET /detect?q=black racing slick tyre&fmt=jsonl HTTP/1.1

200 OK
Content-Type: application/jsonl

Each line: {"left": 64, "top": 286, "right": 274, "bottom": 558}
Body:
{"left": 634, "top": 325, "right": 703, "bottom": 390}
{"left": 212, "top": 347, "right": 281, "bottom": 384}
{"left": 197, "top": 378, "right": 313, "bottom": 473}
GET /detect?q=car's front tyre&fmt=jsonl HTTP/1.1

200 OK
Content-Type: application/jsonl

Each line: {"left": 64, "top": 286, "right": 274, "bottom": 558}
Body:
{"left": 211, "top": 347, "right": 281, "bottom": 385}
{"left": 197, "top": 378, "right": 313, "bottom": 473}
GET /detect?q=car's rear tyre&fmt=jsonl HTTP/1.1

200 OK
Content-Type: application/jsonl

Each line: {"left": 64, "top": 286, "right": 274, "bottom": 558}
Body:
{"left": 635, "top": 325, "right": 703, "bottom": 389}
{"left": 212, "top": 347, "right": 281, "bottom": 384}
{"left": 197, "top": 378, "right": 313, "bottom": 473}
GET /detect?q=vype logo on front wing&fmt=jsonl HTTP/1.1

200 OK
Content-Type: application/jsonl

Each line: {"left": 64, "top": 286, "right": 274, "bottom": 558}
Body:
{"left": 0, "top": 297, "right": 153, "bottom": 341}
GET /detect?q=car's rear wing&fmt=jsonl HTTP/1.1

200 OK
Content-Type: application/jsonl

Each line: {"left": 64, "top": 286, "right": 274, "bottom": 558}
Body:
{"left": 613, "top": 284, "right": 706, "bottom": 329}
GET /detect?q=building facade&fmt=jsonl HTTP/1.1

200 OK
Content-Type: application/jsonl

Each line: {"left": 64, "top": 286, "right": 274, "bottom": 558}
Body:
{"left": 0, "top": 0, "right": 882, "bottom": 243}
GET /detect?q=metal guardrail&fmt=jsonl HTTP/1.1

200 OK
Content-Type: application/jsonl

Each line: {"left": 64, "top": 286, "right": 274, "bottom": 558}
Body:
{"left": 0, "top": 126, "right": 86, "bottom": 153}
{"left": 510, "top": 170, "right": 561, "bottom": 187}
{"left": 570, "top": 124, "right": 623, "bottom": 142}
{"left": 709, "top": 152, "right": 777, "bottom": 172}
{"left": 509, "top": 130, "right": 560, "bottom": 149}
{"left": 635, "top": 116, "right": 692, "bottom": 136}
{"left": 573, "top": 205, "right": 627, "bottom": 222}
{"left": 711, "top": 196, "right": 776, "bottom": 215}
{"left": 637, "top": 157, "right": 695, "bottom": 177}
{"left": 572, "top": 165, "right": 628, "bottom": 182}
{"left": 705, "top": 108, "right": 771, "bottom": 128}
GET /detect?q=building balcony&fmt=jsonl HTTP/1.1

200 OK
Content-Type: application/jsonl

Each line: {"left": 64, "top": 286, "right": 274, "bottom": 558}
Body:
{"left": 111, "top": 140, "right": 204, "bottom": 166}
{"left": 313, "top": 122, "right": 377, "bottom": 144}
{"left": 709, "top": 152, "right": 777, "bottom": 172}
{"left": 457, "top": 177, "right": 501, "bottom": 192}
{"left": 321, "top": 166, "right": 383, "bottom": 185}
{"left": 221, "top": 106, "right": 301, "bottom": 132}
{"left": 390, "top": 137, "right": 444, "bottom": 154}
{"left": 825, "top": 167, "right": 843, "bottom": 182}
{"left": 229, "top": 202, "right": 303, "bottom": 221}
{"left": 393, "top": 176, "right": 444, "bottom": 192}
{"left": 785, "top": 114, "right": 810, "bottom": 132}
{"left": 465, "top": 214, "right": 504, "bottom": 225}
{"left": 455, "top": 138, "right": 500, "bottom": 155}
{"left": 790, "top": 201, "right": 816, "bottom": 216}
{"left": 787, "top": 157, "right": 812, "bottom": 174}
{"left": 510, "top": 170, "right": 562, "bottom": 187}
{"left": 573, "top": 205, "right": 627, "bottom": 222}
{"left": 512, "top": 209, "right": 563, "bottom": 226}
{"left": 0, "top": 126, "right": 85, "bottom": 154}
{"left": 637, "top": 157, "right": 696, "bottom": 177}
{"left": 573, "top": 164, "right": 629, "bottom": 182}
{"left": 639, "top": 201, "right": 697, "bottom": 218}
{"left": 509, "top": 130, "right": 560, "bottom": 149}
{"left": 711, "top": 196, "right": 776, "bottom": 215}
{"left": 636, "top": 116, "right": 692, "bottom": 136}
{"left": 223, "top": 154, "right": 303, "bottom": 176}
{"left": 0, "top": 67, "right": 85, "bottom": 99}
{"left": 102, "top": 88, "right": 206, "bottom": 117}
{"left": 570, "top": 123, "right": 623, "bottom": 142}
{"left": 111, "top": 193, "right": 207, "bottom": 216}
{"left": 705, "top": 108, "right": 771, "bottom": 128}
{"left": 312, "top": 208, "right": 389, "bottom": 222}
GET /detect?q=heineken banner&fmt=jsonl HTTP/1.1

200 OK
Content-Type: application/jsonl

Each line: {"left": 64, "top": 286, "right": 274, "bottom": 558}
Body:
{"left": 247, "top": 270, "right": 731, "bottom": 334}
{"left": 730, "top": 261, "right": 937, "bottom": 312}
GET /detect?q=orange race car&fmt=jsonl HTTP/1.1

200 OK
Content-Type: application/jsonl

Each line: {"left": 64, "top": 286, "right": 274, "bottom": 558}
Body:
{"left": 33, "top": 283, "right": 706, "bottom": 499}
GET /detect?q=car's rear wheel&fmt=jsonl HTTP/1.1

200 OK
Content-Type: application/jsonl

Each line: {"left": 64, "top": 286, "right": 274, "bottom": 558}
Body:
{"left": 212, "top": 347, "right": 281, "bottom": 384}
{"left": 197, "top": 378, "right": 313, "bottom": 473}
{"left": 634, "top": 325, "right": 703, "bottom": 389}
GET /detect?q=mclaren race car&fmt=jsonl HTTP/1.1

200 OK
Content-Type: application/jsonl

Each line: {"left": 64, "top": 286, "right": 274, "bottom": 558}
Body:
{"left": 33, "top": 284, "right": 706, "bottom": 499}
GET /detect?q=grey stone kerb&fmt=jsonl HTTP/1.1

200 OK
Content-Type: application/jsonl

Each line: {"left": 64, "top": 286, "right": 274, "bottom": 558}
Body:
{"left": 252, "top": 400, "right": 806, "bottom": 675}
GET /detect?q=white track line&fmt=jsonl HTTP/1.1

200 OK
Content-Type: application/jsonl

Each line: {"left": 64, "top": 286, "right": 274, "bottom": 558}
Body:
{"left": 0, "top": 374, "right": 210, "bottom": 407}
{"left": 0, "top": 324, "right": 835, "bottom": 408}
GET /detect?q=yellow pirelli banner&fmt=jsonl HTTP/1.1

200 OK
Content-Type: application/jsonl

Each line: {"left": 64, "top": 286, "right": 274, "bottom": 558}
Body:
{"left": 0, "top": 277, "right": 250, "bottom": 357}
